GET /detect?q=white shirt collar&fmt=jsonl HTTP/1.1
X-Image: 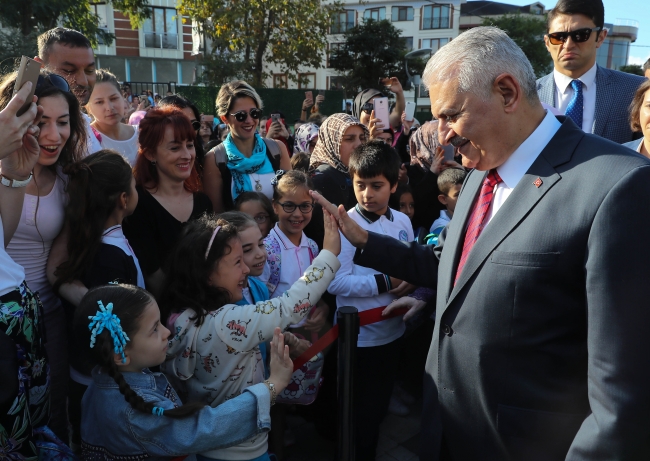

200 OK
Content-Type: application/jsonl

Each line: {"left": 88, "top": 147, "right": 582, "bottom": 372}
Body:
{"left": 272, "top": 224, "right": 307, "bottom": 250}
{"left": 553, "top": 62, "right": 597, "bottom": 93}
{"left": 496, "top": 110, "right": 562, "bottom": 189}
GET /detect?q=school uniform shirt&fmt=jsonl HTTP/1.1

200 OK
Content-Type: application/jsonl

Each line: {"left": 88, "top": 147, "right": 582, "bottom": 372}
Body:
{"left": 162, "top": 250, "right": 340, "bottom": 460}
{"left": 329, "top": 205, "right": 414, "bottom": 347}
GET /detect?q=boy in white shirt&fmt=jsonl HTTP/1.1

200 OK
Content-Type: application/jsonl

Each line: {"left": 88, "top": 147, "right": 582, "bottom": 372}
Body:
{"left": 328, "top": 140, "right": 414, "bottom": 461}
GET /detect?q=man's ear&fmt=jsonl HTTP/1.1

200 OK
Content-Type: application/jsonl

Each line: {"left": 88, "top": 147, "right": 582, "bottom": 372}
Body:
{"left": 595, "top": 28, "right": 608, "bottom": 48}
{"left": 438, "top": 194, "right": 448, "bottom": 206}
{"left": 494, "top": 73, "right": 520, "bottom": 114}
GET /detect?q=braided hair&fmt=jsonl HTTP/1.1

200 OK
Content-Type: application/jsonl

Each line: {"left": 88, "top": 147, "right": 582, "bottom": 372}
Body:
{"left": 74, "top": 284, "right": 204, "bottom": 418}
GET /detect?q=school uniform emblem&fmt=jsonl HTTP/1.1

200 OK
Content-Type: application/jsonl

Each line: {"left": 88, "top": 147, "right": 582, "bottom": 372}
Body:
{"left": 399, "top": 230, "right": 408, "bottom": 241}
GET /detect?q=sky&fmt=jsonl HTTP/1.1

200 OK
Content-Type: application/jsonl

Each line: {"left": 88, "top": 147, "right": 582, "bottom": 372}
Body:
{"left": 495, "top": 0, "right": 650, "bottom": 65}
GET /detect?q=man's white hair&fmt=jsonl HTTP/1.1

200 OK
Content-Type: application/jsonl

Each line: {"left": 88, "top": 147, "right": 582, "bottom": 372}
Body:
{"left": 422, "top": 26, "right": 539, "bottom": 102}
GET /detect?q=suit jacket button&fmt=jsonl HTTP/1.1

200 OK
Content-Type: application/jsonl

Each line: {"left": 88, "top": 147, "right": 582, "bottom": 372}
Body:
{"left": 443, "top": 324, "right": 452, "bottom": 336}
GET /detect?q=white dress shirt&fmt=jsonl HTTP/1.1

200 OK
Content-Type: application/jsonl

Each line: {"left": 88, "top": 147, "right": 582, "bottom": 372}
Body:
{"left": 486, "top": 110, "right": 562, "bottom": 225}
{"left": 553, "top": 63, "right": 597, "bottom": 133}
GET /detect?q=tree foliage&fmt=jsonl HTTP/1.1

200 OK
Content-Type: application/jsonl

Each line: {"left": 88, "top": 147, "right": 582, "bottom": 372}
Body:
{"left": 482, "top": 12, "right": 553, "bottom": 78}
{"left": 329, "top": 19, "right": 412, "bottom": 97}
{"left": 0, "top": 0, "right": 151, "bottom": 47}
{"left": 177, "top": 0, "right": 342, "bottom": 87}
{"left": 619, "top": 64, "right": 643, "bottom": 76}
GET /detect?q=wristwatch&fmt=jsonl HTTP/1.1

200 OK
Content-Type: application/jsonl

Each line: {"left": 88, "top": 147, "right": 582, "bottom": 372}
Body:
{"left": 0, "top": 173, "right": 33, "bottom": 188}
{"left": 263, "top": 380, "right": 277, "bottom": 406}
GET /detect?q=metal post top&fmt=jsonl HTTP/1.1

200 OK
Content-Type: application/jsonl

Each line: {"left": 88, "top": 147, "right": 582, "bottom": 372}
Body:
{"left": 338, "top": 306, "right": 359, "bottom": 315}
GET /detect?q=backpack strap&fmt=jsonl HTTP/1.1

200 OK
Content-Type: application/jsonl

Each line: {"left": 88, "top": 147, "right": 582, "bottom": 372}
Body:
{"left": 307, "top": 238, "right": 319, "bottom": 263}
{"left": 210, "top": 143, "right": 227, "bottom": 165}
{"left": 262, "top": 138, "right": 282, "bottom": 171}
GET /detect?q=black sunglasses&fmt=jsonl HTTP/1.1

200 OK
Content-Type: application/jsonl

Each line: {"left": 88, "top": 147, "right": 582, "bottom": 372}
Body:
{"left": 361, "top": 102, "right": 374, "bottom": 115}
{"left": 36, "top": 74, "right": 70, "bottom": 93}
{"left": 230, "top": 108, "right": 263, "bottom": 122}
{"left": 190, "top": 120, "right": 201, "bottom": 130}
{"left": 547, "top": 27, "right": 602, "bottom": 45}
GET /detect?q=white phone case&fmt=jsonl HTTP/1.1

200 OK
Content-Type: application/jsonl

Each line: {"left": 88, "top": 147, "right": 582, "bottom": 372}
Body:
{"left": 405, "top": 102, "right": 417, "bottom": 121}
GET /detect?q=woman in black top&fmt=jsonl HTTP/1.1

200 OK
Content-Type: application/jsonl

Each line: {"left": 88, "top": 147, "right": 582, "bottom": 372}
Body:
{"left": 305, "top": 113, "right": 369, "bottom": 248}
{"left": 125, "top": 107, "right": 212, "bottom": 297}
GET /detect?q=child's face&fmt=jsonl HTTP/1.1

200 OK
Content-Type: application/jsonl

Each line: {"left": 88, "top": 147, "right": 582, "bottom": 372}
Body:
{"left": 439, "top": 184, "right": 462, "bottom": 214}
{"left": 352, "top": 173, "right": 397, "bottom": 216}
{"left": 238, "top": 200, "right": 272, "bottom": 238}
{"left": 208, "top": 238, "right": 250, "bottom": 303}
{"left": 239, "top": 225, "right": 267, "bottom": 277}
{"left": 120, "top": 300, "right": 170, "bottom": 372}
{"left": 398, "top": 191, "right": 415, "bottom": 221}
{"left": 273, "top": 186, "right": 313, "bottom": 240}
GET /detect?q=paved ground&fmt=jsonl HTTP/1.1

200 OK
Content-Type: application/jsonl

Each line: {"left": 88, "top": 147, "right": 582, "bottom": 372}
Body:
{"left": 281, "top": 398, "right": 422, "bottom": 461}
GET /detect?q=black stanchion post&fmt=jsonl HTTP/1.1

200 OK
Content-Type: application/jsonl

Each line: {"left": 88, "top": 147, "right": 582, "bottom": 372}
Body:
{"left": 337, "top": 306, "right": 359, "bottom": 461}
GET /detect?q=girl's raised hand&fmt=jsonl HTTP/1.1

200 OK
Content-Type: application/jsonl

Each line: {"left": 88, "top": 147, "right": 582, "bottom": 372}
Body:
{"left": 322, "top": 207, "right": 341, "bottom": 256}
{"left": 268, "top": 327, "right": 293, "bottom": 392}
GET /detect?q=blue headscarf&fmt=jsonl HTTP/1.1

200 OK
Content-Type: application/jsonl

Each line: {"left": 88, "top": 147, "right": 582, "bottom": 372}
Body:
{"left": 222, "top": 132, "right": 275, "bottom": 200}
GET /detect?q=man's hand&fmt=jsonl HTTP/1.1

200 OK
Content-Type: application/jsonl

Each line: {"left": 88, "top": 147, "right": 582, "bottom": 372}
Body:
{"left": 311, "top": 190, "right": 369, "bottom": 249}
{"left": 389, "top": 281, "right": 416, "bottom": 297}
{"left": 382, "top": 296, "right": 427, "bottom": 322}
{"left": 0, "top": 81, "right": 41, "bottom": 161}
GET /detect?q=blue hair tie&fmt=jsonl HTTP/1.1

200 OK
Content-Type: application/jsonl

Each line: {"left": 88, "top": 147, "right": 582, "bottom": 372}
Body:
{"left": 152, "top": 406, "right": 164, "bottom": 416}
{"left": 88, "top": 300, "right": 130, "bottom": 364}
{"left": 271, "top": 169, "right": 287, "bottom": 186}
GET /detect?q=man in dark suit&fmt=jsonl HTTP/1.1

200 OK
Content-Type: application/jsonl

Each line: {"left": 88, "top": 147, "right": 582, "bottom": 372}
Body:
{"left": 536, "top": 0, "right": 644, "bottom": 144}
{"left": 314, "top": 26, "right": 650, "bottom": 461}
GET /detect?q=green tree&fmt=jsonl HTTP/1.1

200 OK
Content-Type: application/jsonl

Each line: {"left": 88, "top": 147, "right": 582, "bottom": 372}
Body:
{"left": 178, "top": 0, "right": 342, "bottom": 87}
{"left": 482, "top": 12, "right": 553, "bottom": 78}
{"left": 0, "top": 0, "right": 151, "bottom": 47}
{"left": 329, "top": 19, "right": 412, "bottom": 97}
{"left": 619, "top": 64, "right": 643, "bottom": 76}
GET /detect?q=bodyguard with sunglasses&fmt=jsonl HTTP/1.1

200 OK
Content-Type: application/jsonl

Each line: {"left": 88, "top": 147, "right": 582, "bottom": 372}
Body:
{"left": 203, "top": 81, "right": 291, "bottom": 212}
{"left": 536, "top": 0, "right": 644, "bottom": 144}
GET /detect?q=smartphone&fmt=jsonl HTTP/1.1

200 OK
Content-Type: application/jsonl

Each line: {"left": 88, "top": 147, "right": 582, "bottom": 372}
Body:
{"left": 305, "top": 91, "right": 313, "bottom": 101}
{"left": 442, "top": 144, "right": 455, "bottom": 162}
{"left": 271, "top": 113, "right": 281, "bottom": 124}
{"left": 405, "top": 101, "right": 416, "bottom": 122}
{"left": 201, "top": 115, "right": 214, "bottom": 124}
{"left": 12, "top": 56, "right": 41, "bottom": 117}
{"left": 373, "top": 97, "right": 390, "bottom": 130}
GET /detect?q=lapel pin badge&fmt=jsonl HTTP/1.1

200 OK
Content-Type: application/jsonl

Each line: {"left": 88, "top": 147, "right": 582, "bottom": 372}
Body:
{"left": 533, "top": 177, "right": 543, "bottom": 188}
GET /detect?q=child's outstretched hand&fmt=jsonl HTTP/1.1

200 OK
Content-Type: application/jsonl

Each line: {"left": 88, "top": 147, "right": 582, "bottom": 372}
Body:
{"left": 268, "top": 327, "right": 293, "bottom": 393}
{"left": 322, "top": 207, "right": 341, "bottom": 256}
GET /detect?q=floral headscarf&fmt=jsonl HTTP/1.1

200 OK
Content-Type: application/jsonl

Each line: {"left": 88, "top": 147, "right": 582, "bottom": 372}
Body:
{"left": 309, "top": 113, "right": 369, "bottom": 174}
{"left": 409, "top": 120, "right": 441, "bottom": 170}
{"left": 293, "top": 123, "right": 319, "bottom": 154}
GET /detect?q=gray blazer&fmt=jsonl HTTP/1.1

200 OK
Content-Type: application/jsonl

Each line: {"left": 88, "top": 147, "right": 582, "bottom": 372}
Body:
{"left": 355, "top": 117, "right": 650, "bottom": 460}
{"left": 536, "top": 66, "right": 644, "bottom": 144}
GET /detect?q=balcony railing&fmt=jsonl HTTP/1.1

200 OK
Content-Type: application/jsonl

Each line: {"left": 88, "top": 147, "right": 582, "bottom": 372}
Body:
{"left": 144, "top": 32, "right": 178, "bottom": 50}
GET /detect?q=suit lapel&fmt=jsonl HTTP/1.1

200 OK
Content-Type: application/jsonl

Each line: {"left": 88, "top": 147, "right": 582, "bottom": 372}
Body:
{"left": 443, "top": 118, "right": 583, "bottom": 311}
{"left": 593, "top": 66, "right": 612, "bottom": 136}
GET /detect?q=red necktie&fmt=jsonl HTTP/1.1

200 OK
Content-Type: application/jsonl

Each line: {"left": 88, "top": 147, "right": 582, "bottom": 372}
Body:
{"left": 455, "top": 169, "right": 501, "bottom": 284}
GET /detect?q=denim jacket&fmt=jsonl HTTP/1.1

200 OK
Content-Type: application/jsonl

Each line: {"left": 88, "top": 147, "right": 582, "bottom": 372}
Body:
{"left": 81, "top": 367, "right": 271, "bottom": 459}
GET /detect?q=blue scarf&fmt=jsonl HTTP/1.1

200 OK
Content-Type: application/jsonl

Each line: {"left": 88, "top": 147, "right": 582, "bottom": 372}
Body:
{"left": 237, "top": 276, "right": 270, "bottom": 378}
{"left": 223, "top": 133, "right": 275, "bottom": 200}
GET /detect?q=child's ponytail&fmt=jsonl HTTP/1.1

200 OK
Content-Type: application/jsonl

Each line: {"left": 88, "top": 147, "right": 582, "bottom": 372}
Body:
{"left": 55, "top": 150, "right": 134, "bottom": 289}
{"left": 74, "top": 284, "right": 205, "bottom": 418}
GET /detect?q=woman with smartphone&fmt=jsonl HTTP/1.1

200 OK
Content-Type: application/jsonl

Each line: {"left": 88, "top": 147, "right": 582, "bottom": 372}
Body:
{"left": 203, "top": 81, "right": 291, "bottom": 212}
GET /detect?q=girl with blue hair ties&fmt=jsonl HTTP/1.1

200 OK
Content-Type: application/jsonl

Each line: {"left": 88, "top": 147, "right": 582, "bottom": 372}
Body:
{"left": 73, "top": 283, "right": 294, "bottom": 457}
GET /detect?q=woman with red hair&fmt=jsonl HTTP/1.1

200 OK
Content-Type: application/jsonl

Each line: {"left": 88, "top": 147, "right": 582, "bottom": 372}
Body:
{"left": 124, "top": 107, "right": 212, "bottom": 296}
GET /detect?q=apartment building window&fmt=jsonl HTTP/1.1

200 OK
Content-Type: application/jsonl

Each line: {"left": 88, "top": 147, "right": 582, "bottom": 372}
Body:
{"left": 273, "top": 74, "right": 288, "bottom": 89}
{"left": 391, "top": 6, "right": 414, "bottom": 21}
{"left": 422, "top": 5, "right": 451, "bottom": 30}
{"left": 331, "top": 10, "right": 355, "bottom": 34}
{"left": 364, "top": 7, "right": 385, "bottom": 21}
{"left": 403, "top": 37, "right": 414, "bottom": 51}
{"left": 328, "top": 43, "right": 344, "bottom": 68}
{"left": 92, "top": 3, "right": 110, "bottom": 45}
{"left": 144, "top": 7, "right": 178, "bottom": 49}
{"left": 298, "top": 73, "right": 316, "bottom": 89}
{"left": 421, "top": 38, "right": 450, "bottom": 53}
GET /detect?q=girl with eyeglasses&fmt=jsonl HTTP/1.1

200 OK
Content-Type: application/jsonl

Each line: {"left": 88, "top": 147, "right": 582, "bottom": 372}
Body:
{"left": 203, "top": 81, "right": 291, "bottom": 213}
{"left": 86, "top": 69, "right": 139, "bottom": 166}
{"left": 0, "top": 69, "right": 86, "bottom": 443}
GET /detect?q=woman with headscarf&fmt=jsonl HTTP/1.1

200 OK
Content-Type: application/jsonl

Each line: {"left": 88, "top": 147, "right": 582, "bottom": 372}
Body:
{"left": 293, "top": 122, "right": 319, "bottom": 154}
{"left": 352, "top": 77, "right": 405, "bottom": 136}
{"left": 304, "top": 113, "right": 368, "bottom": 248}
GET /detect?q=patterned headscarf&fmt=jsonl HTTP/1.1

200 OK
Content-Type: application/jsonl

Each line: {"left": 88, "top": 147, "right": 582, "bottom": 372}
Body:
{"left": 409, "top": 120, "right": 441, "bottom": 171}
{"left": 352, "top": 88, "right": 384, "bottom": 120}
{"left": 309, "top": 113, "right": 369, "bottom": 174}
{"left": 293, "top": 123, "right": 320, "bottom": 154}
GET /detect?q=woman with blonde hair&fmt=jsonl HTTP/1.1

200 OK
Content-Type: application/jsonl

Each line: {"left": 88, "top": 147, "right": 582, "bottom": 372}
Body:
{"left": 203, "top": 80, "right": 291, "bottom": 212}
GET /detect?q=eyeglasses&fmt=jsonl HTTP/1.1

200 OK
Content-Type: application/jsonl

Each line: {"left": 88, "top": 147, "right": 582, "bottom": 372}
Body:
{"left": 36, "top": 74, "right": 70, "bottom": 93}
{"left": 253, "top": 213, "right": 269, "bottom": 224}
{"left": 546, "top": 27, "right": 602, "bottom": 45}
{"left": 190, "top": 120, "right": 201, "bottom": 130}
{"left": 361, "top": 102, "right": 374, "bottom": 115}
{"left": 276, "top": 201, "right": 314, "bottom": 214}
{"left": 230, "top": 108, "right": 263, "bottom": 122}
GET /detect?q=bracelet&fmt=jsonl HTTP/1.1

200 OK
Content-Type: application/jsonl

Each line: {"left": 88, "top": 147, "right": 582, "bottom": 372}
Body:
{"left": 0, "top": 173, "right": 33, "bottom": 188}
{"left": 263, "top": 380, "right": 277, "bottom": 406}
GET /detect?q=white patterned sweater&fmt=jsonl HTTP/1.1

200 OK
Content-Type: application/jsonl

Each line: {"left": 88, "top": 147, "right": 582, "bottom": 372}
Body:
{"left": 162, "top": 250, "right": 340, "bottom": 460}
